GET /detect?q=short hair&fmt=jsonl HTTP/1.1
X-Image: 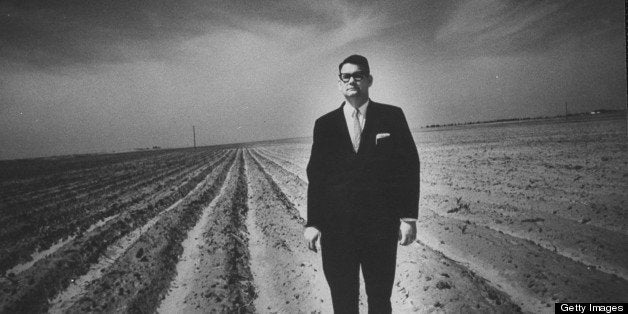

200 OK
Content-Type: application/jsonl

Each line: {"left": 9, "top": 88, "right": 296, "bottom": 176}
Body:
{"left": 339, "top": 55, "right": 370, "bottom": 74}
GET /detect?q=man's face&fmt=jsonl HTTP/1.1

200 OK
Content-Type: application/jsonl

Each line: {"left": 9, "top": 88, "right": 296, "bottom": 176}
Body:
{"left": 338, "top": 63, "right": 372, "bottom": 98}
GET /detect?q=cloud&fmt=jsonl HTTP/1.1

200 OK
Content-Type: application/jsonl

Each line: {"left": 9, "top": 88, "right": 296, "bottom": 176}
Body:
{"left": 214, "top": 0, "right": 394, "bottom": 58}
{"left": 0, "top": 0, "right": 223, "bottom": 69}
{"left": 0, "top": 0, "right": 396, "bottom": 70}
{"left": 434, "top": 0, "right": 624, "bottom": 56}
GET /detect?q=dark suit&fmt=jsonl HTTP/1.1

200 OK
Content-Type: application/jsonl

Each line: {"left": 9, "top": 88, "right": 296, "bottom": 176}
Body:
{"left": 306, "top": 101, "right": 420, "bottom": 313}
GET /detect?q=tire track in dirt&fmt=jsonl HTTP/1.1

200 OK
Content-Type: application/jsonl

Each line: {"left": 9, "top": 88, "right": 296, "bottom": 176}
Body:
{"left": 244, "top": 149, "right": 332, "bottom": 313}
{"left": 51, "top": 154, "right": 235, "bottom": 313}
{"left": 0, "top": 151, "right": 234, "bottom": 313}
{"left": 250, "top": 148, "right": 522, "bottom": 313}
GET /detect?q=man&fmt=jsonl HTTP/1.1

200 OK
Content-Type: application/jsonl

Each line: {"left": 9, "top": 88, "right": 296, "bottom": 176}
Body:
{"left": 304, "top": 55, "right": 420, "bottom": 313}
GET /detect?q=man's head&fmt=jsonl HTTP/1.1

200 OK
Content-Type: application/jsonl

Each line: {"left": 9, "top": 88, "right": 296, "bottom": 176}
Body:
{"left": 338, "top": 54, "right": 372, "bottom": 101}
{"left": 338, "top": 55, "right": 370, "bottom": 75}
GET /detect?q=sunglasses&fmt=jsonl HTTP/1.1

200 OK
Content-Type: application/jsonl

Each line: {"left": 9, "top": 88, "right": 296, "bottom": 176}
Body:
{"left": 338, "top": 72, "right": 368, "bottom": 83}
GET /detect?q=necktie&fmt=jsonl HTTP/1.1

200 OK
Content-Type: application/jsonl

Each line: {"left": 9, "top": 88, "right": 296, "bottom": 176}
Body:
{"left": 352, "top": 108, "right": 362, "bottom": 152}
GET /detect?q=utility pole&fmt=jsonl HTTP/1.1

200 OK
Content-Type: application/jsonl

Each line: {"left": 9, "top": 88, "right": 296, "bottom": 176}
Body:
{"left": 193, "top": 125, "right": 196, "bottom": 149}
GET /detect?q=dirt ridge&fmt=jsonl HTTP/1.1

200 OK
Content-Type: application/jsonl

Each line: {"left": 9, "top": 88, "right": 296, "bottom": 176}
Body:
{"left": 416, "top": 208, "right": 628, "bottom": 313}
{"left": 59, "top": 151, "right": 237, "bottom": 313}
{"left": 154, "top": 149, "right": 255, "bottom": 313}
{"left": 0, "top": 151, "right": 233, "bottom": 313}
{"left": 248, "top": 149, "right": 307, "bottom": 222}
{"left": 422, "top": 190, "right": 628, "bottom": 281}
{"left": 156, "top": 151, "right": 240, "bottom": 313}
{"left": 244, "top": 149, "right": 332, "bottom": 313}
{"left": 0, "top": 149, "right": 228, "bottom": 275}
{"left": 255, "top": 147, "right": 308, "bottom": 183}
{"left": 224, "top": 151, "right": 256, "bottom": 313}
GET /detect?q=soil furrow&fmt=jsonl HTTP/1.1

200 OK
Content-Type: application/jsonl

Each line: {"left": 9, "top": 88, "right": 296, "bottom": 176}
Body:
{"left": 0, "top": 149, "right": 224, "bottom": 235}
{"left": 261, "top": 146, "right": 310, "bottom": 168}
{"left": 417, "top": 170, "right": 626, "bottom": 235}
{"left": 0, "top": 149, "right": 188, "bottom": 201}
{"left": 164, "top": 149, "right": 256, "bottom": 313}
{"left": 255, "top": 147, "right": 308, "bottom": 183}
{"left": 0, "top": 151, "right": 235, "bottom": 313}
{"left": 223, "top": 151, "right": 256, "bottom": 313}
{"left": 244, "top": 148, "right": 331, "bottom": 313}
{"left": 156, "top": 151, "right": 240, "bottom": 313}
{"left": 51, "top": 150, "right": 236, "bottom": 313}
{"left": 423, "top": 190, "right": 628, "bottom": 281}
{"left": 0, "top": 154, "right": 222, "bottom": 275}
{"left": 0, "top": 149, "right": 219, "bottom": 214}
{"left": 248, "top": 149, "right": 307, "bottom": 220}
{"left": 0, "top": 150, "right": 228, "bottom": 273}
{"left": 6, "top": 214, "right": 119, "bottom": 276}
{"left": 393, "top": 241, "right": 522, "bottom": 313}
{"left": 416, "top": 208, "right": 628, "bottom": 313}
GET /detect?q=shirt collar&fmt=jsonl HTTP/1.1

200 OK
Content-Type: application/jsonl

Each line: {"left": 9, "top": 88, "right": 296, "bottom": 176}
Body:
{"left": 343, "top": 99, "right": 370, "bottom": 117}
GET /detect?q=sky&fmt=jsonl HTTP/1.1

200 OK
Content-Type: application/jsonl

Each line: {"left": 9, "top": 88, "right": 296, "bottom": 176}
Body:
{"left": 0, "top": 0, "right": 625, "bottom": 160}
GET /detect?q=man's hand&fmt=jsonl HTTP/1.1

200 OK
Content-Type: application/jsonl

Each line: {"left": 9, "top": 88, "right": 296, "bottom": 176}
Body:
{"left": 304, "top": 227, "right": 321, "bottom": 252}
{"left": 398, "top": 220, "right": 417, "bottom": 246}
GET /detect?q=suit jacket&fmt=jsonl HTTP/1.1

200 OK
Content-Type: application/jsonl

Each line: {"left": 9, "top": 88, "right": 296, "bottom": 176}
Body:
{"left": 306, "top": 101, "right": 420, "bottom": 238}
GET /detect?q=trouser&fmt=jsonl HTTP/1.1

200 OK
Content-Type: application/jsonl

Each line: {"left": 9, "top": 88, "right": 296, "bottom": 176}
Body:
{"left": 320, "top": 228, "right": 398, "bottom": 314}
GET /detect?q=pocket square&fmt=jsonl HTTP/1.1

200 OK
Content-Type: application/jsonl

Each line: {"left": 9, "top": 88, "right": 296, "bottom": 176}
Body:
{"left": 376, "top": 133, "right": 390, "bottom": 144}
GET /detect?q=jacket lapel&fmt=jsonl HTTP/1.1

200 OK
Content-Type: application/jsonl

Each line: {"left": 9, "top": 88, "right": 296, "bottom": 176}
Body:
{"left": 357, "top": 101, "right": 380, "bottom": 155}
{"left": 334, "top": 102, "right": 355, "bottom": 154}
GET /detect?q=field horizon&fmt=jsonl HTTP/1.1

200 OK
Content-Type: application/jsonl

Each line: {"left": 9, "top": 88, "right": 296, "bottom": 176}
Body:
{"left": 2, "top": 110, "right": 624, "bottom": 163}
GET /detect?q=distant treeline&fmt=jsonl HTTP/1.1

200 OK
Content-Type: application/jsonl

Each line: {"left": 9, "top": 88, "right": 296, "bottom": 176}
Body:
{"left": 423, "top": 109, "right": 624, "bottom": 129}
{"left": 135, "top": 146, "right": 162, "bottom": 151}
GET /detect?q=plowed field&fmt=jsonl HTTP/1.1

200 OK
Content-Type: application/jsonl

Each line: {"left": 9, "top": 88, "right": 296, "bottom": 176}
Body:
{"left": 1, "top": 115, "right": 626, "bottom": 313}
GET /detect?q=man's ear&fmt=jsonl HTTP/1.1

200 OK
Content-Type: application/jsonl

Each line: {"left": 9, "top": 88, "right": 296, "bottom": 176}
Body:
{"left": 367, "top": 74, "right": 373, "bottom": 87}
{"left": 337, "top": 79, "right": 344, "bottom": 91}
